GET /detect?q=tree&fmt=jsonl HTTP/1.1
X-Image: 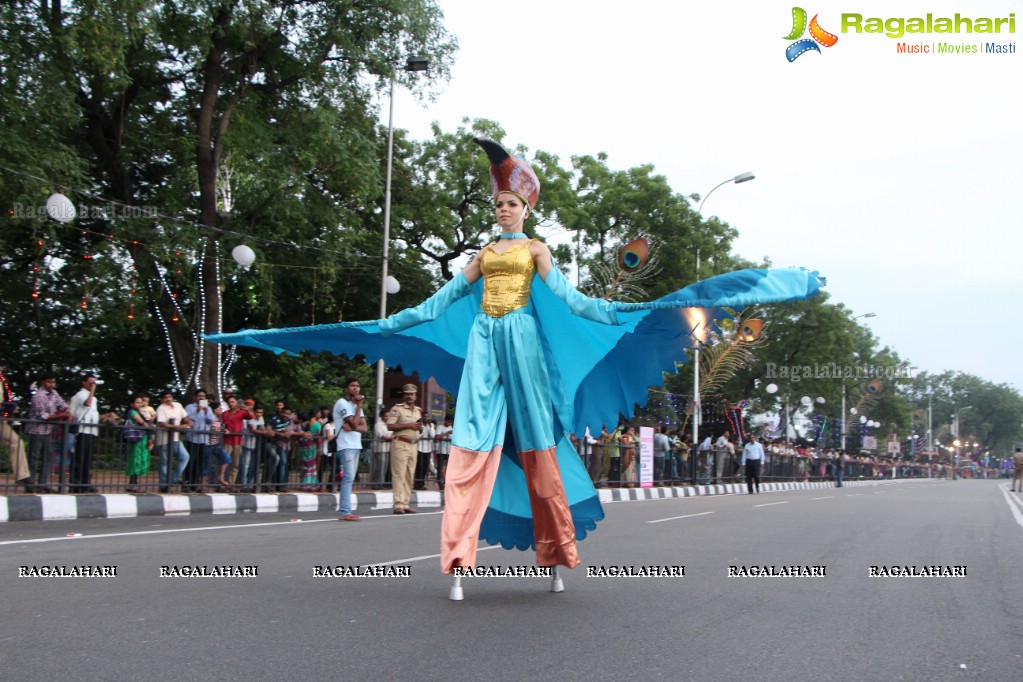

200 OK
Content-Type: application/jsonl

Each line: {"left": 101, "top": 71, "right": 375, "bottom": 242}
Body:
{"left": 1, "top": 0, "right": 456, "bottom": 405}
{"left": 905, "top": 371, "right": 1023, "bottom": 456}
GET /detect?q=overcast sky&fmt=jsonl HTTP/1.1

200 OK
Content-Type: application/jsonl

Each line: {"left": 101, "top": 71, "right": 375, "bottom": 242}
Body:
{"left": 389, "top": 0, "right": 1022, "bottom": 391}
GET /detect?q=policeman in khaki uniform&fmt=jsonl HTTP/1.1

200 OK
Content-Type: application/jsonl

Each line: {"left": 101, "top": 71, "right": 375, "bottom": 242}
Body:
{"left": 387, "top": 384, "right": 423, "bottom": 514}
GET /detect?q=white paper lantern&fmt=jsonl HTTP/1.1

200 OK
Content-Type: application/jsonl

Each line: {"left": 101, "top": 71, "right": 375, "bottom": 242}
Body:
{"left": 800, "top": 396, "right": 812, "bottom": 407}
{"left": 815, "top": 396, "right": 826, "bottom": 404}
{"left": 859, "top": 416, "right": 867, "bottom": 424}
{"left": 849, "top": 408, "right": 858, "bottom": 415}
{"left": 46, "top": 193, "right": 76, "bottom": 223}
{"left": 231, "top": 244, "right": 256, "bottom": 267}
{"left": 766, "top": 383, "right": 778, "bottom": 394}
{"left": 385, "top": 275, "right": 400, "bottom": 295}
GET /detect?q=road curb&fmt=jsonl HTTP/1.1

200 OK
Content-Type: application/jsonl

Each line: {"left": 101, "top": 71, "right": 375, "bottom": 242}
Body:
{"left": 0, "top": 478, "right": 932, "bottom": 523}
{"left": 596, "top": 478, "right": 926, "bottom": 503}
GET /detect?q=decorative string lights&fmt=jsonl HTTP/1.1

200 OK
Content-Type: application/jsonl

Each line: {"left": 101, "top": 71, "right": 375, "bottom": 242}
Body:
{"left": 722, "top": 399, "right": 748, "bottom": 442}
{"left": 214, "top": 239, "right": 223, "bottom": 397}
{"left": 191, "top": 237, "right": 208, "bottom": 391}
{"left": 647, "top": 389, "right": 750, "bottom": 433}
{"left": 31, "top": 231, "right": 43, "bottom": 301}
{"left": 127, "top": 241, "right": 139, "bottom": 319}
{"left": 80, "top": 243, "right": 92, "bottom": 310}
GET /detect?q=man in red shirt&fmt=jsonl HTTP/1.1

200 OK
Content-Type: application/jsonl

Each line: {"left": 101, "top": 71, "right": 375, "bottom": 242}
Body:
{"left": 221, "top": 395, "right": 253, "bottom": 485}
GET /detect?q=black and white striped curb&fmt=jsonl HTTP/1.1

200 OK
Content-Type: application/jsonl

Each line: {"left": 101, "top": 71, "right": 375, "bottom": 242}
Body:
{"left": 0, "top": 479, "right": 932, "bottom": 523}
{"left": 0, "top": 490, "right": 444, "bottom": 523}
{"left": 596, "top": 478, "right": 930, "bottom": 503}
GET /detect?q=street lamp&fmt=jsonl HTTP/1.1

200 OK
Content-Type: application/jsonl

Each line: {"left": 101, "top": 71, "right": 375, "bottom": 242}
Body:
{"left": 375, "top": 55, "right": 429, "bottom": 413}
{"left": 692, "top": 171, "right": 755, "bottom": 456}
{"left": 839, "top": 314, "right": 876, "bottom": 450}
{"left": 952, "top": 406, "right": 971, "bottom": 438}
{"left": 695, "top": 172, "right": 755, "bottom": 279}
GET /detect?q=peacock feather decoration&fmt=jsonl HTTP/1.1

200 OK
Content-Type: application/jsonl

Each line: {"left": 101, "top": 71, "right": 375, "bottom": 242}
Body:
{"left": 582, "top": 236, "right": 660, "bottom": 302}
{"left": 847, "top": 380, "right": 883, "bottom": 424}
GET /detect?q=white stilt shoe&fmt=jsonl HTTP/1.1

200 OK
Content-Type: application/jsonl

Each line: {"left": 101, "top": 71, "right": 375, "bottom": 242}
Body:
{"left": 449, "top": 574, "right": 464, "bottom": 601}
{"left": 550, "top": 565, "right": 565, "bottom": 593}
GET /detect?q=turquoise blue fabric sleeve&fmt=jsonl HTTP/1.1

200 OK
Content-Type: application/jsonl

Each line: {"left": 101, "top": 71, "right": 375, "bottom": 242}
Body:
{"left": 204, "top": 266, "right": 823, "bottom": 438}
{"left": 378, "top": 272, "right": 473, "bottom": 336}
{"left": 541, "top": 266, "right": 620, "bottom": 325}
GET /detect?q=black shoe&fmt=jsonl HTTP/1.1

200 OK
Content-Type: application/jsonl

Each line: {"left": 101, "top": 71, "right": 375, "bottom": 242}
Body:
{"left": 159, "top": 486, "right": 170, "bottom": 493}
{"left": 17, "top": 477, "right": 35, "bottom": 492}
{"left": 85, "top": 486, "right": 99, "bottom": 494}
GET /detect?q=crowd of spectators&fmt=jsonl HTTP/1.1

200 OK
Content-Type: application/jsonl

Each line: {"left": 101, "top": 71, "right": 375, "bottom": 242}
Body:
{"left": 0, "top": 371, "right": 1002, "bottom": 495}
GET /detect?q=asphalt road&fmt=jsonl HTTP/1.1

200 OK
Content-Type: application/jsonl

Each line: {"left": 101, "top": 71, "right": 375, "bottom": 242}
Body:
{"left": 1, "top": 479, "right": 1021, "bottom": 681}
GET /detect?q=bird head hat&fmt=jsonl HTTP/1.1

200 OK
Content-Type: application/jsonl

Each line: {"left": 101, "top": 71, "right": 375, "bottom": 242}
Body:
{"left": 474, "top": 137, "right": 540, "bottom": 209}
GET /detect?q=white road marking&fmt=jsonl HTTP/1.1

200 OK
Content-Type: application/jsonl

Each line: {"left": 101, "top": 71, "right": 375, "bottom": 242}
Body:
{"left": 847, "top": 494, "right": 864, "bottom": 497}
{"left": 646, "top": 511, "right": 715, "bottom": 524}
{"left": 754, "top": 501, "right": 789, "bottom": 507}
{"left": 999, "top": 484, "right": 1023, "bottom": 530}
{"left": 0, "top": 511, "right": 443, "bottom": 546}
{"left": 811, "top": 496, "right": 833, "bottom": 500}
{"left": 366, "top": 545, "right": 500, "bottom": 567}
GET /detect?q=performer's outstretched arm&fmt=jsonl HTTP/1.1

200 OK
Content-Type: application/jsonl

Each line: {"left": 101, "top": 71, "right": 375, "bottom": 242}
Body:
{"left": 378, "top": 271, "right": 473, "bottom": 336}
{"left": 533, "top": 241, "right": 620, "bottom": 326}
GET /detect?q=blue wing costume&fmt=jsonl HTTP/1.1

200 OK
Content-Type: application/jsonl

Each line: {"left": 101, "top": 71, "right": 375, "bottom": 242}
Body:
{"left": 205, "top": 266, "right": 823, "bottom": 552}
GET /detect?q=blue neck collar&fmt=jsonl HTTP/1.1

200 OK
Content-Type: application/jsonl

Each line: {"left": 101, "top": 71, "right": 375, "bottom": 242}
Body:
{"left": 499, "top": 232, "right": 528, "bottom": 239}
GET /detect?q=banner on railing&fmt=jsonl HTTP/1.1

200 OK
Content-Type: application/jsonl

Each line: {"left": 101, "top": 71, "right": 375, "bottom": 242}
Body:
{"left": 639, "top": 426, "right": 654, "bottom": 488}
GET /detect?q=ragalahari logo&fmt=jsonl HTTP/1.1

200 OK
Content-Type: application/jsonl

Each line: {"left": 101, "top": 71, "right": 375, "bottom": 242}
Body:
{"left": 784, "top": 7, "right": 838, "bottom": 61}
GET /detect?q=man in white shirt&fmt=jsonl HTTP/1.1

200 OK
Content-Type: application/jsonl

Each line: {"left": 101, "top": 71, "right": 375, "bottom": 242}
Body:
{"left": 713, "top": 431, "right": 731, "bottom": 485}
{"left": 584, "top": 427, "right": 601, "bottom": 483}
{"left": 68, "top": 373, "right": 100, "bottom": 493}
{"left": 741, "top": 434, "right": 765, "bottom": 494}
{"left": 371, "top": 407, "right": 392, "bottom": 486}
{"left": 653, "top": 427, "right": 672, "bottom": 484}
{"left": 155, "top": 390, "right": 191, "bottom": 493}
{"left": 415, "top": 416, "right": 436, "bottom": 490}
{"left": 241, "top": 403, "right": 265, "bottom": 492}
{"left": 698, "top": 436, "right": 713, "bottom": 484}
{"left": 332, "top": 377, "right": 366, "bottom": 521}
{"left": 434, "top": 415, "right": 453, "bottom": 491}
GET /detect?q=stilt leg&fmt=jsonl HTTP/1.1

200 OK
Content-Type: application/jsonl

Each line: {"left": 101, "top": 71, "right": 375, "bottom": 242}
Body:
{"left": 550, "top": 565, "right": 564, "bottom": 593}
{"left": 449, "top": 574, "right": 463, "bottom": 601}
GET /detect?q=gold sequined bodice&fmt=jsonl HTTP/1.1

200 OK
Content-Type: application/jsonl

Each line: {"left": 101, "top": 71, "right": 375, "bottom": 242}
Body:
{"left": 480, "top": 240, "right": 536, "bottom": 317}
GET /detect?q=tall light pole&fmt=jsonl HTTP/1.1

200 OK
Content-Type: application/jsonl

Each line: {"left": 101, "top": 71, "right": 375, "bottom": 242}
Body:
{"left": 927, "top": 389, "right": 933, "bottom": 452}
{"left": 840, "top": 312, "right": 877, "bottom": 451}
{"left": 375, "top": 55, "right": 429, "bottom": 413}
{"left": 692, "top": 171, "right": 755, "bottom": 456}
{"left": 952, "top": 406, "right": 971, "bottom": 458}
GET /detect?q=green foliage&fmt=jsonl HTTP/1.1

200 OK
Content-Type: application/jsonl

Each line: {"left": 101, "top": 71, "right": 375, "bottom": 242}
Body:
{"left": 1, "top": 0, "right": 455, "bottom": 404}
{"left": 904, "top": 371, "right": 1023, "bottom": 454}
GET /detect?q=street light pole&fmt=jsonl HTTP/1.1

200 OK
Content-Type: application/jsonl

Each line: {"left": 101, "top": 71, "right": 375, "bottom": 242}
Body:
{"left": 839, "top": 313, "right": 876, "bottom": 452}
{"left": 374, "top": 56, "right": 429, "bottom": 414}
{"left": 952, "top": 406, "right": 971, "bottom": 469}
{"left": 692, "top": 172, "right": 755, "bottom": 456}
{"left": 927, "top": 390, "right": 933, "bottom": 452}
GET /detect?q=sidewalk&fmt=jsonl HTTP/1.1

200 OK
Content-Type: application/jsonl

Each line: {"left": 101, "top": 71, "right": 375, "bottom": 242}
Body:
{"left": 0, "top": 478, "right": 929, "bottom": 523}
